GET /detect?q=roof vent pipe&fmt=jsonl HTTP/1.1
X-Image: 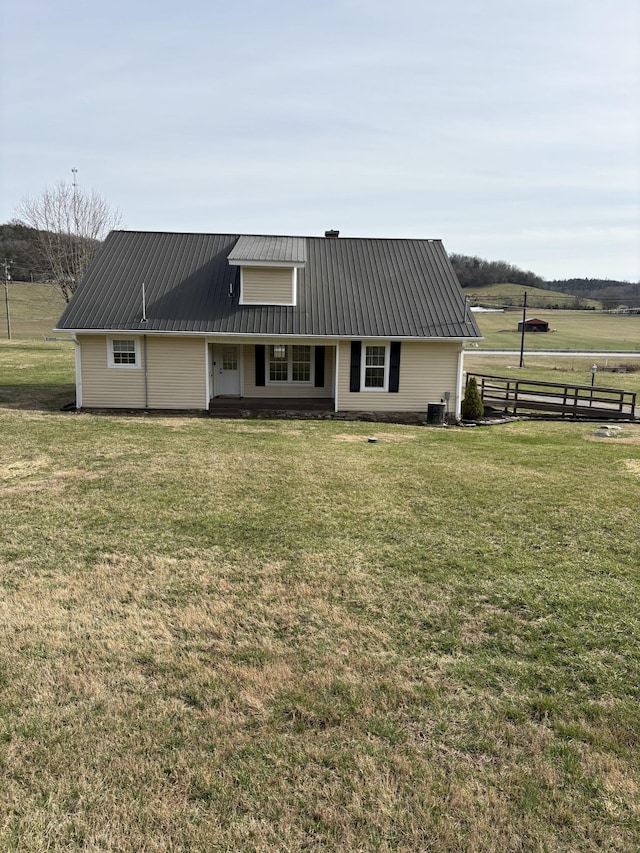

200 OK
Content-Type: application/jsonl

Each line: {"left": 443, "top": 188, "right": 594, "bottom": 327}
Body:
{"left": 325, "top": 229, "right": 339, "bottom": 238}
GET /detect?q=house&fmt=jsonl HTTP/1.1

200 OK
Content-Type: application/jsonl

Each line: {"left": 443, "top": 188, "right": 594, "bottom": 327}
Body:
{"left": 55, "top": 230, "right": 482, "bottom": 418}
{"left": 517, "top": 317, "right": 549, "bottom": 333}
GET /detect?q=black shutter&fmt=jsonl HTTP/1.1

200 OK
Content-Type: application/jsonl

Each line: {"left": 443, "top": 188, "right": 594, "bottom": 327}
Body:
{"left": 349, "top": 341, "right": 361, "bottom": 392}
{"left": 255, "top": 345, "right": 265, "bottom": 386}
{"left": 389, "top": 341, "right": 401, "bottom": 392}
{"left": 314, "top": 346, "right": 325, "bottom": 387}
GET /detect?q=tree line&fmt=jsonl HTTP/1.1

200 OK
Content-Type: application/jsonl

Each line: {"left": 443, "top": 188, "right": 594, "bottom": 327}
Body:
{"left": 450, "top": 254, "right": 639, "bottom": 307}
{"left": 545, "top": 278, "right": 640, "bottom": 308}
{"left": 2, "top": 196, "right": 637, "bottom": 308}
{"left": 449, "top": 253, "right": 545, "bottom": 289}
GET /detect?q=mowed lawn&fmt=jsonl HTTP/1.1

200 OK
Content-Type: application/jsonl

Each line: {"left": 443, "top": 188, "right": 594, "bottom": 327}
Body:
{"left": 472, "top": 309, "right": 640, "bottom": 351}
{"left": 1, "top": 283, "right": 68, "bottom": 341}
{"left": 1, "top": 344, "right": 640, "bottom": 851}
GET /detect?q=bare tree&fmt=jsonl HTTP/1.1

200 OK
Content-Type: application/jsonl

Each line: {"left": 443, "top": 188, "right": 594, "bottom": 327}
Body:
{"left": 17, "top": 179, "right": 123, "bottom": 302}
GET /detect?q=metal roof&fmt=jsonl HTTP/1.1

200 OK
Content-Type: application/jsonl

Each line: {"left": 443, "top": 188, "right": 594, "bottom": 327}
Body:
{"left": 57, "top": 231, "right": 482, "bottom": 340}
{"left": 228, "top": 235, "right": 307, "bottom": 265}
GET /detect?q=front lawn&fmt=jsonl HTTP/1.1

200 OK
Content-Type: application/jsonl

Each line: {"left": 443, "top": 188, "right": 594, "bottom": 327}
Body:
{"left": 0, "top": 345, "right": 639, "bottom": 851}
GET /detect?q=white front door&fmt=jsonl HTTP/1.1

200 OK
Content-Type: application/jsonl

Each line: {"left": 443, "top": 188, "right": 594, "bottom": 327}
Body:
{"left": 214, "top": 345, "right": 241, "bottom": 396}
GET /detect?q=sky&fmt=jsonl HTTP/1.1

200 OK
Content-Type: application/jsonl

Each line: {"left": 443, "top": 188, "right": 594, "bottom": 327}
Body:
{"left": 1, "top": 0, "right": 639, "bottom": 281}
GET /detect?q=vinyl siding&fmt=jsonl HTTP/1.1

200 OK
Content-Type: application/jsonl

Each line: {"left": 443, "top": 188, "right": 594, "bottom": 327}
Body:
{"left": 78, "top": 334, "right": 206, "bottom": 410}
{"left": 146, "top": 336, "right": 206, "bottom": 409}
{"left": 79, "top": 334, "right": 146, "bottom": 408}
{"left": 241, "top": 267, "right": 295, "bottom": 305}
{"left": 243, "top": 345, "right": 334, "bottom": 398}
{"left": 336, "top": 340, "right": 461, "bottom": 412}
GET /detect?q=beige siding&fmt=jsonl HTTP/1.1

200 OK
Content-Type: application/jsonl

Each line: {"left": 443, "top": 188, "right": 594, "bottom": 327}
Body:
{"left": 146, "top": 336, "right": 206, "bottom": 409}
{"left": 79, "top": 335, "right": 145, "bottom": 408}
{"left": 78, "top": 335, "right": 206, "bottom": 410}
{"left": 241, "top": 267, "right": 294, "bottom": 304}
{"left": 336, "top": 340, "right": 461, "bottom": 412}
{"left": 242, "top": 344, "right": 334, "bottom": 398}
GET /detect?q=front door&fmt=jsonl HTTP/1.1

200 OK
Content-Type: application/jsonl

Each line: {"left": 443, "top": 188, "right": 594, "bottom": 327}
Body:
{"left": 214, "top": 345, "right": 241, "bottom": 396}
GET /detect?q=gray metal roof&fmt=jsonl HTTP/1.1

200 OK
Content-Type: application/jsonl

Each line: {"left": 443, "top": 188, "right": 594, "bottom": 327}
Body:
{"left": 57, "top": 231, "right": 482, "bottom": 340}
{"left": 228, "top": 235, "right": 307, "bottom": 265}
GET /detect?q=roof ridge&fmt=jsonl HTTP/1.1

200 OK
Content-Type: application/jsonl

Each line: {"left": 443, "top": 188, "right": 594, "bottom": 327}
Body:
{"left": 110, "top": 229, "right": 443, "bottom": 243}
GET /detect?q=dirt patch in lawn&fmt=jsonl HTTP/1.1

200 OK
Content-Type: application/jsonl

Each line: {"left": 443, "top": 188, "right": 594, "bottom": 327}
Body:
{"left": 586, "top": 425, "right": 640, "bottom": 445}
{"left": 333, "top": 432, "right": 417, "bottom": 444}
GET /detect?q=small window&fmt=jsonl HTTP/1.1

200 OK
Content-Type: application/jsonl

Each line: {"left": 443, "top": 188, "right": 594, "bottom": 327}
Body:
{"left": 363, "top": 345, "right": 387, "bottom": 389}
{"left": 222, "top": 346, "right": 238, "bottom": 370}
{"left": 108, "top": 338, "right": 140, "bottom": 368}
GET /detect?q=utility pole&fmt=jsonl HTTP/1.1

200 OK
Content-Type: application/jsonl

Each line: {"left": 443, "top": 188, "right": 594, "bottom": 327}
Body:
{"left": 3, "top": 259, "right": 11, "bottom": 340}
{"left": 519, "top": 291, "right": 527, "bottom": 368}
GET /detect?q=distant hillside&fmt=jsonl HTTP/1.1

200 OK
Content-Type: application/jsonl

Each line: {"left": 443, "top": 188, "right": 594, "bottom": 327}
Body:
{"left": 450, "top": 253, "right": 544, "bottom": 289}
{"left": 0, "top": 221, "right": 50, "bottom": 281}
{"left": 545, "top": 278, "right": 640, "bottom": 308}
{"left": 450, "top": 253, "right": 636, "bottom": 308}
{"left": 464, "top": 282, "right": 600, "bottom": 310}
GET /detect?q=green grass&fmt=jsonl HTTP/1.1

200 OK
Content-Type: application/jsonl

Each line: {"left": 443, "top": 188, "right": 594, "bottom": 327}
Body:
{"left": 0, "top": 340, "right": 75, "bottom": 409}
{"left": 1, "top": 344, "right": 640, "bottom": 850}
{"left": 473, "top": 309, "right": 640, "bottom": 351}
{"left": 465, "top": 354, "right": 640, "bottom": 398}
{"left": 1, "top": 282, "right": 68, "bottom": 340}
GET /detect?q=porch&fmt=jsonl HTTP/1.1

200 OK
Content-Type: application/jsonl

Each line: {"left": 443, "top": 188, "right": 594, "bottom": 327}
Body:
{"left": 208, "top": 397, "right": 335, "bottom": 418}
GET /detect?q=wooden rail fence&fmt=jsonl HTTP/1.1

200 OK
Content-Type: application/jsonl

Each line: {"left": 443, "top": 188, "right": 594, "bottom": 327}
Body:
{"left": 466, "top": 373, "right": 637, "bottom": 420}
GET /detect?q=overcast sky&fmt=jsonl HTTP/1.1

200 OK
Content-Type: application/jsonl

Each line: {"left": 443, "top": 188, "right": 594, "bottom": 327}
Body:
{"left": 1, "top": 0, "right": 639, "bottom": 281}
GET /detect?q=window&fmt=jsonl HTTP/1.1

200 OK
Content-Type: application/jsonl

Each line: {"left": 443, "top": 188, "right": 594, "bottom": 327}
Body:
{"left": 269, "top": 344, "right": 289, "bottom": 381}
{"left": 363, "top": 344, "right": 387, "bottom": 389}
{"left": 108, "top": 338, "right": 140, "bottom": 368}
{"left": 268, "top": 344, "right": 312, "bottom": 384}
{"left": 222, "top": 346, "right": 238, "bottom": 370}
{"left": 291, "top": 345, "right": 311, "bottom": 382}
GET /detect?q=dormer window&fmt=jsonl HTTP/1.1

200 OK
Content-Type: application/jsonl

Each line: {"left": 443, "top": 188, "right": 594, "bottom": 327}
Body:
{"left": 228, "top": 236, "right": 306, "bottom": 306}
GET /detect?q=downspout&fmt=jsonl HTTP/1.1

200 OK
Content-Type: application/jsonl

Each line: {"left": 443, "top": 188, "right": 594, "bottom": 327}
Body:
{"left": 143, "top": 334, "right": 149, "bottom": 409}
{"left": 334, "top": 342, "right": 340, "bottom": 412}
{"left": 204, "top": 340, "right": 211, "bottom": 409}
{"left": 73, "top": 334, "right": 82, "bottom": 409}
{"left": 455, "top": 345, "right": 465, "bottom": 420}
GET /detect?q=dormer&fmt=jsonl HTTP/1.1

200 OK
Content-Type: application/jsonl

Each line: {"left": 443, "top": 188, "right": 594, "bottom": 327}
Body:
{"left": 229, "top": 236, "right": 307, "bottom": 306}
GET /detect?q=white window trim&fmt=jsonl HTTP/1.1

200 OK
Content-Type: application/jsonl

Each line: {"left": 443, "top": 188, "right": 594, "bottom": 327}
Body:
{"left": 361, "top": 342, "right": 390, "bottom": 391}
{"left": 266, "top": 343, "right": 314, "bottom": 386}
{"left": 107, "top": 336, "right": 141, "bottom": 369}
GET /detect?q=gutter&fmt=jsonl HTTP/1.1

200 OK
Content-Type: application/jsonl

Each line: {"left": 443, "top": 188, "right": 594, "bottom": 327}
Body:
{"left": 55, "top": 328, "right": 482, "bottom": 344}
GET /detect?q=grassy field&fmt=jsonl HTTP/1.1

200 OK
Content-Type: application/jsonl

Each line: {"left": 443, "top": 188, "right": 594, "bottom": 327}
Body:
{"left": 1, "top": 342, "right": 640, "bottom": 851}
{"left": 472, "top": 309, "right": 640, "bottom": 352}
{"left": 1, "top": 283, "right": 68, "bottom": 341}
{"left": 465, "top": 282, "right": 600, "bottom": 310}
